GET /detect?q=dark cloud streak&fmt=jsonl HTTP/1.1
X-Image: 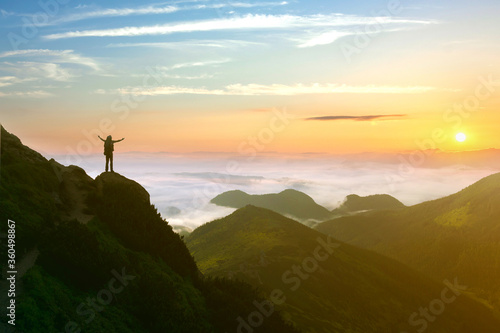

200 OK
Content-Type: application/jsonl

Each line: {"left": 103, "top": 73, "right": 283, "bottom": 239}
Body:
{"left": 305, "top": 114, "right": 407, "bottom": 122}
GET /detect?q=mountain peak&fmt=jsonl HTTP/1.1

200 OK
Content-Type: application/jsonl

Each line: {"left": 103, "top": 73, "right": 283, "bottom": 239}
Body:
{"left": 333, "top": 193, "right": 405, "bottom": 215}
{"left": 95, "top": 172, "right": 150, "bottom": 206}
{"left": 279, "top": 188, "right": 304, "bottom": 195}
{"left": 228, "top": 204, "right": 291, "bottom": 220}
{"left": 211, "top": 188, "right": 332, "bottom": 222}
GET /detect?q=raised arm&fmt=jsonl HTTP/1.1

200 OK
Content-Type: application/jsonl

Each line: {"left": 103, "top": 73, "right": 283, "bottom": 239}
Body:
{"left": 113, "top": 138, "right": 125, "bottom": 143}
{"left": 98, "top": 135, "right": 105, "bottom": 142}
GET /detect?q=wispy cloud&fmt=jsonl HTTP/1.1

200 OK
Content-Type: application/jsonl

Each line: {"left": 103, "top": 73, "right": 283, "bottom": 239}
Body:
{"left": 0, "top": 76, "right": 18, "bottom": 87}
{"left": 38, "top": 62, "right": 73, "bottom": 81}
{"left": 0, "top": 90, "right": 53, "bottom": 98}
{"left": 43, "top": 13, "right": 435, "bottom": 41}
{"left": 106, "top": 39, "right": 264, "bottom": 49}
{"left": 0, "top": 49, "right": 101, "bottom": 88}
{"left": 1, "top": 9, "right": 15, "bottom": 17}
{"left": 49, "top": 5, "right": 178, "bottom": 25}
{"left": 130, "top": 72, "right": 214, "bottom": 80}
{"left": 305, "top": 115, "right": 407, "bottom": 122}
{"left": 123, "top": 59, "right": 226, "bottom": 80}
{"left": 160, "top": 74, "right": 215, "bottom": 80}
{"left": 297, "top": 31, "right": 352, "bottom": 48}
{"left": 224, "top": 83, "right": 438, "bottom": 95}
{"left": 0, "top": 61, "right": 76, "bottom": 82}
{"left": 100, "top": 83, "right": 440, "bottom": 96}
{"left": 190, "top": 1, "right": 289, "bottom": 11}
{"left": 295, "top": 26, "right": 417, "bottom": 48}
{"left": 42, "top": 1, "right": 289, "bottom": 26}
{"left": 162, "top": 59, "right": 231, "bottom": 70}
{"left": 0, "top": 49, "right": 100, "bottom": 71}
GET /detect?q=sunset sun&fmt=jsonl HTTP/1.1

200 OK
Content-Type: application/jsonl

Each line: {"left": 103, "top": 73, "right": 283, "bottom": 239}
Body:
{"left": 456, "top": 132, "right": 467, "bottom": 142}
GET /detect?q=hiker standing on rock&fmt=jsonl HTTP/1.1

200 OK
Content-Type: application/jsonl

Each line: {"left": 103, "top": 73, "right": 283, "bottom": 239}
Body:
{"left": 98, "top": 135, "right": 124, "bottom": 172}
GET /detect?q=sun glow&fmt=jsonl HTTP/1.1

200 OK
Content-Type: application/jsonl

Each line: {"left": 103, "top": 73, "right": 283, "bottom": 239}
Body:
{"left": 456, "top": 132, "right": 467, "bottom": 142}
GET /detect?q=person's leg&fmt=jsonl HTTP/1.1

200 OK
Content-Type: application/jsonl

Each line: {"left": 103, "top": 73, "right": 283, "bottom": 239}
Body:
{"left": 110, "top": 153, "right": 114, "bottom": 172}
{"left": 105, "top": 155, "right": 109, "bottom": 172}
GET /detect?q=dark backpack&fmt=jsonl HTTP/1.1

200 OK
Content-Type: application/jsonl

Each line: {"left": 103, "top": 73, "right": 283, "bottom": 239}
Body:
{"left": 104, "top": 139, "right": 113, "bottom": 155}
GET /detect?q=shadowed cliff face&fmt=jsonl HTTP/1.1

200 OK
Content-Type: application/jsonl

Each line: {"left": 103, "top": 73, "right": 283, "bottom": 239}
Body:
{"left": 89, "top": 170, "right": 200, "bottom": 279}
{"left": 1, "top": 126, "right": 61, "bottom": 254}
{"left": 50, "top": 160, "right": 95, "bottom": 224}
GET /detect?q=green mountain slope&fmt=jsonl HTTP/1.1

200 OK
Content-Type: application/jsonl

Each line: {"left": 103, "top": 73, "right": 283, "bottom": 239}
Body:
{"left": 210, "top": 189, "right": 332, "bottom": 222}
{"left": 187, "top": 205, "right": 500, "bottom": 333}
{"left": 0, "top": 126, "right": 298, "bottom": 333}
{"left": 332, "top": 194, "right": 405, "bottom": 216}
{"left": 315, "top": 173, "right": 500, "bottom": 311}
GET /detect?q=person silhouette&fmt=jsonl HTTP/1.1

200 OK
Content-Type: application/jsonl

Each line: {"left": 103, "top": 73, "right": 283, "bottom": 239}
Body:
{"left": 98, "top": 135, "right": 125, "bottom": 172}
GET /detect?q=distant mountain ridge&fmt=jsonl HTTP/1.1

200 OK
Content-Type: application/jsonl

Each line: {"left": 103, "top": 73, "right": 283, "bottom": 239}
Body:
{"left": 187, "top": 205, "right": 500, "bottom": 333}
{"left": 210, "top": 189, "right": 333, "bottom": 222}
{"left": 332, "top": 194, "right": 405, "bottom": 215}
{"left": 211, "top": 189, "right": 405, "bottom": 223}
{"left": 316, "top": 171, "right": 500, "bottom": 312}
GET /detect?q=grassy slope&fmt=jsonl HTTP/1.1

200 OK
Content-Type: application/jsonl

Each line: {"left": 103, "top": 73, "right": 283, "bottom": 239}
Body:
{"left": 187, "top": 205, "right": 500, "bottom": 333}
{"left": 315, "top": 172, "right": 500, "bottom": 310}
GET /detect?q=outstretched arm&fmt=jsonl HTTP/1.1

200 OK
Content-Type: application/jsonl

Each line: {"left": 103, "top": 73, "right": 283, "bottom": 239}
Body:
{"left": 113, "top": 138, "right": 125, "bottom": 143}
{"left": 98, "top": 135, "right": 105, "bottom": 142}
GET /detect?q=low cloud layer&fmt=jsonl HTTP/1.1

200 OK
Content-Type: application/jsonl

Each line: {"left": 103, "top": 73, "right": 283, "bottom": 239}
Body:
{"left": 52, "top": 151, "right": 500, "bottom": 230}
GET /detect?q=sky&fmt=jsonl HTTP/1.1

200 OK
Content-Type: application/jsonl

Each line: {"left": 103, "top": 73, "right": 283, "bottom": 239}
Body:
{"left": 1, "top": 0, "right": 500, "bottom": 156}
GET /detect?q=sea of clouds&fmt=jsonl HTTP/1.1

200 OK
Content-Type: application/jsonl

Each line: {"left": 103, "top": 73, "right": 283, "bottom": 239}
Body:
{"left": 52, "top": 151, "right": 500, "bottom": 231}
